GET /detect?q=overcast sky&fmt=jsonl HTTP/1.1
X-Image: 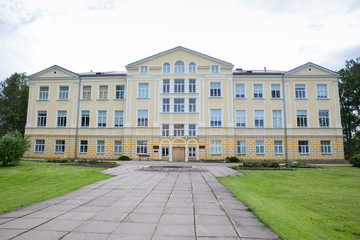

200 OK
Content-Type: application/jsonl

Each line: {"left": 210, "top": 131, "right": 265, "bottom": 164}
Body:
{"left": 0, "top": 0, "right": 359, "bottom": 80}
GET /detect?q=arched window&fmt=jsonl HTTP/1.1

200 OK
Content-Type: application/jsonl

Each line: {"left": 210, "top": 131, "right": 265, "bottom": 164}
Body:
{"left": 163, "top": 62, "right": 170, "bottom": 73}
{"left": 189, "top": 62, "right": 196, "bottom": 73}
{"left": 174, "top": 61, "right": 185, "bottom": 73}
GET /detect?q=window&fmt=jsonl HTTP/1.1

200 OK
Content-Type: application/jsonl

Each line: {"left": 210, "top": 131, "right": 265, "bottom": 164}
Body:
{"left": 97, "top": 140, "right": 105, "bottom": 154}
{"left": 253, "top": 84, "right": 263, "bottom": 98}
{"left": 163, "top": 79, "right": 170, "bottom": 93}
{"left": 274, "top": 140, "right": 283, "bottom": 154}
{"left": 162, "top": 99, "right": 170, "bottom": 113}
{"left": 174, "top": 79, "right": 184, "bottom": 93}
{"left": 319, "top": 110, "right": 330, "bottom": 127}
{"left": 272, "top": 110, "right": 282, "bottom": 128}
{"left": 254, "top": 110, "right": 264, "bottom": 128}
{"left": 189, "top": 98, "right": 196, "bottom": 113}
{"left": 37, "top": 111, "right": 47, "bottom": 127}
{"left": 35, "top": 140, "right": 45, "bottom": 153}
{"left": 137, "top": 140, "right": 147, "bottom": 154}
{"left": 235, "top": 84, "right": 245, "bottom": 98}
{"left": 237, "top": 140, "right": 246, "bottom": 155}
{"left": 210, "top": 109, "right": 222, "bottom": 127}
{"left": 189, "top": 79, "right": 196, "bottom": 93}
{"left": 115, "top": 85, "right": 125, "bottom": 99}
{"left": 114, "top": 110, "right": 124, "bottom": 127}
{"left": 82, "top": 85, "right": 91, "bottom": 100}
{"left": 137, "top": 110, "right": 148, "bottom": 127}
{"left": 39, "top": 86, "right": 49, "bottom": 100}
{"left": 296, "top": 110, "right": 308, "bottom": 127}
{"left": 162, "top": 124, "right": 169, "bottom": 137}
{"left": 295, "top": 84, "right": 306, "bottom": 99}
{"left": 189, "top": 147, "right": 196, "bottom": 157}
{"left": 298, "top": 140, "right": 309, "bottom": 154}
{"left": 210, "top": 82, "right": 221, "bottom": 97}
{"left": 321, "top": 140, "right": 332, "bottom": 154}
{"left": 174, "top": 124, "right": 184, "bottom": 137}
{"left": 189, "top": 124, "right": 196, "bottom": 137}
{"left": 81, "top": 110, "right": 90, "bottom": 127}
{"left": 114, "top": 140, "right": 122, "bottom": 154}
{"left": 210, "top": 140, "right": 222, "bottom": 154}
{"left": 256, "top": 140, "right": 265, "bottom": 154}
{"left": 162, "top": 147, "right": 169, "bottom": 157}
{"left": 57, "top": 110, "right": 67, "bottom": 127}
{"left": 271, "top": 84, "right": 281, "bottom": 99}
{"left": 58, "top": 86, "right": 69, "bottom": 100}
{"left": 317, "top": 84, "right": 328, "bottom": 99}
{"left": 97, "top": 110, "right": 107, "bottom": 127}
{"left": 140, "top": 66, "right": 148, "bottom": 74}
{"left": 174, "top": 61, "right": 185, "bottom": 73}
{"left": 138, "top": 83, "right": 149, "bottom": 98}
{"left": 211, "top": 65, "right": 219, "bottom": 73}
{"left": 99, "top": 85, "right": 108, "bottom": 99}
{"left": 235, "top": 110, "right": 246, "bottom": 128}
{"left": 189, "top": 62, "right": 196, "bottom": 73}
{"left": 79, "top": 140, "right": 88, "bottom": 153}
{"left": 174, "top": 98, "right": 185, "bottom": 113}
{"left": 55, "top": 140, "right": 65, "bottom": 153}
{"left": 163, "top": 63, "right": 170, "bottom": 73}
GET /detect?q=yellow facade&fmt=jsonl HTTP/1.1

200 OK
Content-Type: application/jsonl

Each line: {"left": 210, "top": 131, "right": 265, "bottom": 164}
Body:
{"left": 24, "top": 46, "right": 344, "bottom": 162}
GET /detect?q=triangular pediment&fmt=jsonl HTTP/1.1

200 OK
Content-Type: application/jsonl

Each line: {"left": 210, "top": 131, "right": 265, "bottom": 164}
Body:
{"left": 126, "top": 46, "right": 234, "bottom": 69}
{"left": 30, "top": 65, "right": 79, "bottom": 79}
{"left": 285, "top": 62, "right": 339, "bottom": 77}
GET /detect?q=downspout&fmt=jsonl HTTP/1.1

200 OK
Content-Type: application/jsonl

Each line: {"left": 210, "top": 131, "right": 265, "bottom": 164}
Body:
{"left": 282, "top": 73, "right": 289, "bottom": 162}
{"left": 74, "top": 75, "right": 81, "bottom": 160}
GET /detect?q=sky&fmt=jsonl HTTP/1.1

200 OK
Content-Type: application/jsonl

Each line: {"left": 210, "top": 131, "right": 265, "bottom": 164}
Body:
{"left": 0, "top": 0, "right": 359, "bottom": 80}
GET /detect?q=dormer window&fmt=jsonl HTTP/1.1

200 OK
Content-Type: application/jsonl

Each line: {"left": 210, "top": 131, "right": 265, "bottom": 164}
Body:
{"left": 163, "top": 62, "right": 170, "bottom": 73}
{"left": 174, "top": 61, "right": 185, "bottom": 73}
{"left": 140, "top": 66, "right": 148, "bottom": 74}
{"left": 189, "top": 62, "right": 196, "bottom": 73}
{"left": 211, "top": 65, "right": 219, "bottom": 73}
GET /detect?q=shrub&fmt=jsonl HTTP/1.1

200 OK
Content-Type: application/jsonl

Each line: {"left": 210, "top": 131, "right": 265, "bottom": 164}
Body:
{"left": 89, "top": 159, "right": 99, "bottom": 164}
{"left": 268, "top": 161, "right": 280, "bottom": 168}
{"left": 285, "top": 162, "right": 306, "bottom": 168}
{"left": 0, "top": 131, "right": 30, "bottom": 166}
{"left": 78, "top": 159, "right": 87, "bottom": 163}
{"left": 243, "top": 162, "right": 260, "bottom": 167}
{"left": 228, "top": 157, "right": 239, "bottom": 163}
{"left": 259, "top": 161, "right": 269, "bottom": 168}
{"left": 118, "top": 155, "right": 131, "bottom": 161}
{"left": 349, "top": 154, "right": 360, "bottom": 167}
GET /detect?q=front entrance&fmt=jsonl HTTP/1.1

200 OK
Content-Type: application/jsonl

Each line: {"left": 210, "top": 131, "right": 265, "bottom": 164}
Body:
{"left": 172, "top": 147, "right": 185, "bottom": 161}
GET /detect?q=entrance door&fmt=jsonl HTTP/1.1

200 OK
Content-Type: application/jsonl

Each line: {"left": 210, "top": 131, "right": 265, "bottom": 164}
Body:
{"left": 172, "top": 147, "right": 185, "bottom": 161}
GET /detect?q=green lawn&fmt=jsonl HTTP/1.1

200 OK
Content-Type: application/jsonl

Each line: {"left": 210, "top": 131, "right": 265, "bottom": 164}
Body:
{"left": 218, "top": 167, "right": 360, "bottom": 240}
{"left": 0, "top": 161, "right": 113, "bottom": 214}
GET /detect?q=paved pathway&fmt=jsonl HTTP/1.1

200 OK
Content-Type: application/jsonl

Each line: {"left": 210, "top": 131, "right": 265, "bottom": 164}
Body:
{"left": 0, "top": 162, "right": 278, "bottom": 240}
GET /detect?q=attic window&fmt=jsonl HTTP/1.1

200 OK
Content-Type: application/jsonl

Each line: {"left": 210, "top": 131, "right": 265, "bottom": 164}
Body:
{"left": 53, "top": 71, "right": 57, "bottom": 74}
{"left": 308, "top": 68, "right": 312, "bottom": 72}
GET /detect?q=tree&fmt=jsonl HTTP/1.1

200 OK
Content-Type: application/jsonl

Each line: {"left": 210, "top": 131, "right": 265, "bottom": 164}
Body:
{"left": 0, "top": 131, "right": 30, "bottom": 166}
{"left": 338, "top": 58, "right": 360, "bottom": 159}
{"left": 0, "top": 73, "right": 29, "bottom": 137}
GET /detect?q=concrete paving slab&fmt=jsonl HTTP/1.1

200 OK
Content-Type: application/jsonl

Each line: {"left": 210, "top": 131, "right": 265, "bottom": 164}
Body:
{"left": 159, "top": 214, "right": 194, "bottom": 225}
{"left": 196, "top": 224, "right": 238, "bottom": 237}
{"left": 12, "top": 230, "right": 67, "bottom": 240}
{"left": 114, "top": 222, "right": 157, "bottom": 235}
{"left": 154, "top": 223, "right": 195, "bottom": 237}
{"left": 74, "top": 221, "right": 119, "bottom": 234}
{"left": 0, "top": 229, "right": 26, "bottom": 240}
{"left": 0, "top": 218, "right": 48, "bottom": 229}
{"left": 62, "top": 232, "right": 110, "bottom": 240}
{"left": 35, "top": 219, "right": 83, "bottom": 231}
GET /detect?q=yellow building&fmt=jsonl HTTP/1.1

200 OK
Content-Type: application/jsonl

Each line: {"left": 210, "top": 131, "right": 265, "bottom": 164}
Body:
{"left": 24, "top": 46, "right": 344, "bottom": 162}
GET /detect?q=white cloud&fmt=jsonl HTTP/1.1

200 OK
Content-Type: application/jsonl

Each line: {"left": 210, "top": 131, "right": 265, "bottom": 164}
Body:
{"left": 0, "top": 0, "right": 359, "bottom": 80}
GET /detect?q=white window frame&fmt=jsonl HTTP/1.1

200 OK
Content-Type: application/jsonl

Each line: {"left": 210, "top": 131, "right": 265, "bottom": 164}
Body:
{"left": 298, "top": 140, "right": 309, "bottom": 154}
{"left": 189, "top": 98, "right": 196, "bottom": 113}
{"left": 174, "top": 124, "right": 185, "bottom": 137}
{"left": 140, "top": 66, "right": 148, "bottom": 74}
{"left": 56, "top": 110, "right": 67, "bottom": 128}
{"left": 210, "top": 109, "right": 222, "bottom": 127}
{"left": 79, "top": 140, "right": 88, "bottom": 154}
{"left": 137, "top": 109, "right": 149, "bottom": 127}
{"left": 188, "top": 147, "right": 196, "bottom": 158}
{"left": 316, "top": 84, "right": 328, "bottom": 99}
{"left": 136, "top": 140, "right": 148, "bottom": 154}
{"left": 295, "top": 84, "right": 307, "bottom": 99}
{"left": 163, "top": 62, "right": 170, "bottom": 73}
{"left": 163, "top": 79, "right": 170, "bottom": 93}
{"left": 272, "top": 109, "right": 283, "bottom": 128}
{"left": 189, "top": 62, "right": 197, "bottom": 73}
{"left": 98, "top": 85, "right": 109, "bottom": 100}
{"left": 189, "top": 79, "right": 196, "bottom": 93}
{"left": 274, "top": 140, "right": 283, "bottom": 155}
{"left": 235, "top": 83, "right": 246, "bottom": 99}
{"left": 235, "top": 110, "right": 246, "bottom": 128}
{"left": 138, "top": 82, "right": 149, "bottom": 98}
{"left": 253, "top": 83, "right": 264, "bottom": 99}
{"left": 174, "top": 79, "right": 185, "bottom": 93}
{"left": 58, "top": 85, "right": 69, "bottom": 100}
{"left": 237, "top": 140, "right": 246, "bottom": 155}
{"left": 256, "top": 140, "right": 265, "bottom": 155}
{"left": 114, "top": 110, "right": 124, "bottom": 128}
{"left": 162, "top": 124, "right": 169, "bottom": 137}
{"left": 162, "top": 147, "right": 169, "bottom": 158}
{"left": 270, "top": 83, "right": 281, "bottom": 99}
{"left": 114, "top": 140, "right": 123, "bottom": 154}
{"left": 37, "top": 110, "right": 47, "bottom": 127}
{"left": 189, "top": 124, "right": 196, "bottom": 137}
{"left": 97, "top": 110, "right": 107, "bottom": 128}
{"left": 254, "top": 109, "right": 265, "bottom": 128}
{"left": 210, "top": 140, "right": 222, "bottom": 155}
{"left": 174, "top": 98, "right": 185, "bottom": 113}
{"left": 321, "top": 140, "right": 332, "bottom": 154}
{"left": 115, "top": 85, "right": 125, "bottom": 100}
{"left": 82, "top": 85, "right": 92, "bottom": 100}
{"left": 211, "top": 65, "right": 220, "bottom": 73}
{"left": 81, "top": 110, "right": 90, "bottom": 128}
{"left": 34, "top": 139, "right": 45, "bottom": 153}
{"left": 209, "top": 82, "right": 221, "bottom": 97}
{"left": 163, "top": 98, "right": 170, "bottom": 113}
{"left": 38, "top": 85, "right": 49, "bottom": 100}
{"left": 318, "top": 109, "right": 330, "bottom": 128}
{"left": 174, "top": 60, "right": 185, "bottom": 73}
{"left": 55, "top": 140, "right": 65, "bottom": 153}
{"left": 296, "top": 109, "right": 308, "bottom": 128}
{"left": 96, "top": 140, "right": 105, "bottom": 154}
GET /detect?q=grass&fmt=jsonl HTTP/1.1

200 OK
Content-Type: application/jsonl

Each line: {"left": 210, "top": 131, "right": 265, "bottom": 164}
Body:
{"left": 218, "top": 167, "right": 360, "bottom": 240}
{"left": 0, "top": 161, "right": 113, "bottom": 214}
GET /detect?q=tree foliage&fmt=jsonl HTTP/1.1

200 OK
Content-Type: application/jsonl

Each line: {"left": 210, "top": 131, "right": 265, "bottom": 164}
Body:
{"left": 0, "top": 131, "right": 30, "bottom": 166}
{"left": 338, "top": 58, "right": 360, "bottom": 159}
